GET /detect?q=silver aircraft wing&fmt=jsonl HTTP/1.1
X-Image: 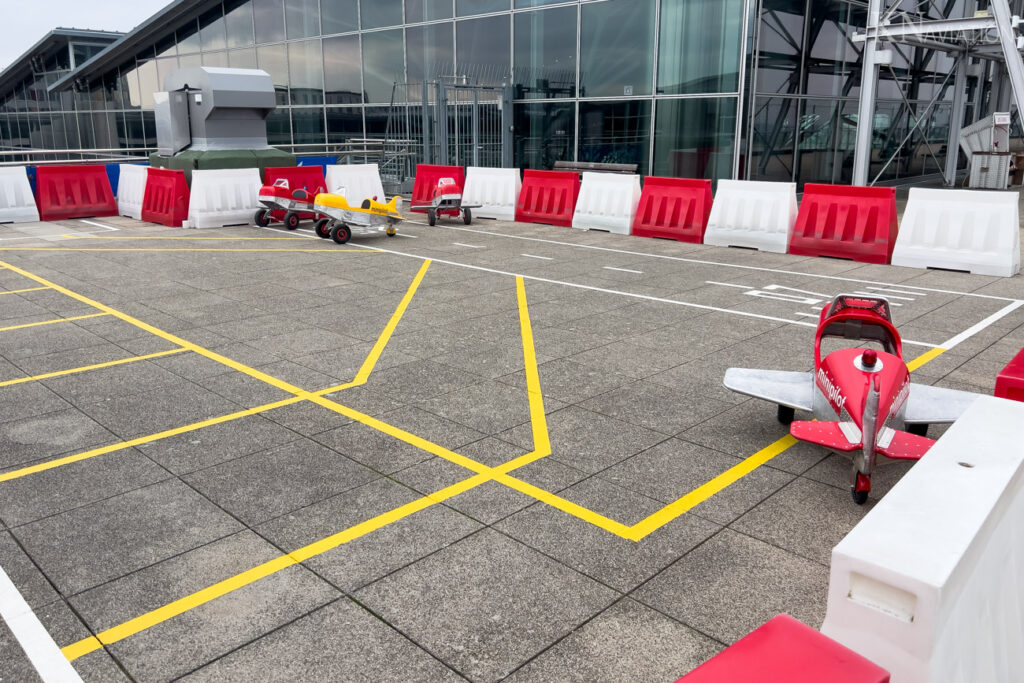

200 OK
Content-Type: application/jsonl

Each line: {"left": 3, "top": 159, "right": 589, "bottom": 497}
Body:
{"left": 723, "top": 368, "right": 815, "bottom": 411}
{"left": 904, "top": 383, "right": 984, "bottom": 425}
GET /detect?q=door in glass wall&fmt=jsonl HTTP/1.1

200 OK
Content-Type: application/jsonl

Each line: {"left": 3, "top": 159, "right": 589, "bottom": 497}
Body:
{"left": 653, "top": 98, "right": 737, "bottom": 179}
{"left": 577, "top": 100, "right": 651, "bottom": 173}
{"left": 514, "top": 101, "right": 574, "bottom": 170}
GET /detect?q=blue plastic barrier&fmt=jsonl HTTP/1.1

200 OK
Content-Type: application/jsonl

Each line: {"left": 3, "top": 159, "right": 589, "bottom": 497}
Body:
{"left": 297, "top": 156, "right": 336, "bottom": 177}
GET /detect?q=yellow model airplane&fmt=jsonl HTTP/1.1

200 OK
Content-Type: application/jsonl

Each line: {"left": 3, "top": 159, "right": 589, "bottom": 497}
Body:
{"left": 312, "top": 193, "right": 405, "bottom": 244}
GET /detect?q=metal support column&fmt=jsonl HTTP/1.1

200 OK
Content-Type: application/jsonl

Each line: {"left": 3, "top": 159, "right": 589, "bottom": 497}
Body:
{"left": 853, "top": 0, "right": 884, "bottom": 186}
{"left": 472, "top": 89, "right": 480, "bottom": 168}
{"left": 501, "top": 85, "right": 514, "bottom": 168}
{"left": 945, "top": 56, "right": 969, "bottom": 186}
{"left": 422, "top": 81, "right": 432, "bottom": 165}
{"left": 436, "top": 84, "right": 449, "bottom": 166}
{"left": 990, "top": 0, "right": 1024, "bottom": 119}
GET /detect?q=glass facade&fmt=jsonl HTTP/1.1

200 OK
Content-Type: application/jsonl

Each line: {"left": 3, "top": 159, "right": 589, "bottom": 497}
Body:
{"left": 0, "top": 0, "right": 967, "bottom": 185}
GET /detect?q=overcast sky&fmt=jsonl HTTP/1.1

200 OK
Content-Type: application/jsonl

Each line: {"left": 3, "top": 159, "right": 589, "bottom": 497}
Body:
{"left": 1, "top": 0, "right": 173, "bottom": 71}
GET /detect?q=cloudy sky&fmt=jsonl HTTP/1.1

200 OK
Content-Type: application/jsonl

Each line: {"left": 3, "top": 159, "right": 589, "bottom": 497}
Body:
{"left": 1, "top": 0, "right": 172, "bottom": 71}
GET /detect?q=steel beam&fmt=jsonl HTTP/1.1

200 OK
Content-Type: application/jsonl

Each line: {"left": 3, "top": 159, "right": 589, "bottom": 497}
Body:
{"left": 989, "top": 0, "right": 1024, "bottom": 120}
{"left": 853, "top": 15, "right": 996, "bottom": 40}
{"left": 946, "top": 56, "right": 969, "bottom": 185}
{"left": 853, "top": 0, "right": 885, "bottom": 185}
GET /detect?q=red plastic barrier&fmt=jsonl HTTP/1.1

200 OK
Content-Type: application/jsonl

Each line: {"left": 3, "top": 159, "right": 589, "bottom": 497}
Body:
{"left": 411, "top": 164, "right": 464, "bottom": 216}
{"left": 632, "top": 177, "right": 712, "bottom": 243}
{"left": 35, "top": 165, "right": 117, "bottom": 221}
{"left": 995, "top": 347, "right": 1024, "bottom": 403}
{"left": 141, "top": 168, "right": 190, "bottom": 227}
{"left": 679, "top": 615, "right": 889, "bottom": 683}
{"left": 515, "top": 170, "right": 580, "bottom": 227}
{"left": 789, "top": 184, "right": 899, "bottom": 264}
{"left": 264, "top": 166, "right": 326, "bottom": 221}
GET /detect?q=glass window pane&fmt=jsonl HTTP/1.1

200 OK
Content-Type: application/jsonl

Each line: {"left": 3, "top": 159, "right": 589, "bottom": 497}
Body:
{"left": 805, "top": 3, "right": 864, "bottom": 97}
{"left": 229, "top": 48, "right": 258, "bottom": 68}
{"left": 513, "top": 7, "right": 576, "bottom": 99}
{"left": 456, "top": 15, "right": 509, "bottom": 86}
{"left": 515, "top": 0, "right": 563, "bottom": 8}
{"left": 797, "top": 99, "right": 842, "bottom": 185}
{"left": 406, "top": 0, "right": 452, "bottom": 23}
{"left": 361, "top": 0, "right": 403, "bottom": 29}
{"left": 653, "top": 97, "right": 737, "bottom": 179}
{"left": 253, "top": 0, "right": 286, "bottom": 44}
{"left": 324, "top": 35, "right": 363, "bottom": 104}
{"left": 291, "top": 107, "right": 325, "bottom": 144}
{"left": 580, "top": 0, "right": 654, "bottom": 98}
{"left": 202, "top": 51, "right": 230, "bottom": 67}
{"left": 514, "top": 101, "right": 574, "bottom": 170}
{"left": 456, "top": 0, "right": 507, "bottom": 16}
{"left": 156, "top": 57, "right": 178, "bottom": 91}
{"left": 756, "top": 0, "right": 804, "bottom": 95}
{"left": 322, "top": 0, "right": 358, "bottom": 34}
{"left": 266, "top": 108, "right": 292, "bottom": 145}
{"left": 257, "top": 44, "right": 289, "bottom": 105}
{"left": 407, "top": 23, "right": 453, "bottom": 84}
{"left": 578, "top": 100, "right": 651, "bottom": 172}
{"left": 177, "top": 20, "right": 201, "bottom": 54}
{"left": 225, "top": 0, "right": 255, "bottom": 48}
{"left": 286, "top": 0, "right": 320, "bottom": 39}
{"left": 327, "top": 106, "right": 363, "bottom": 143}
{"left": 200, "top": 7, "right": 227, "bottom": 52}
{"left": 288, "top": 39, "right": 324, "bottom": 105}
{"left": 362, "top": 29, "right": 405, "bottom": 103}
{"left": 750, "top": 97, "right": 796, "bottom": 182}
{"left": 658, "top": 0, "right": 742, "bottom": 95}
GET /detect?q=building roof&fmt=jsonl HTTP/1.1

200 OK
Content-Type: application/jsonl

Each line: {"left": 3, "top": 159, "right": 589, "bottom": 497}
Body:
{"left": 0, "top": 28, "right": 122, "bottom": 95}
{"left": 49, "top": 0, "right": 223, "bottom": 93}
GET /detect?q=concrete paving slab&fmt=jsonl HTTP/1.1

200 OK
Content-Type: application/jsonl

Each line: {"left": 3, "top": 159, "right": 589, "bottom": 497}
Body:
{"left": 0, "top": 408, "right": 116, "bottom": 471}
{"left": 0, "top": 610, "right": 46, "bottom": 683}
{"left": 580, "top": 380, "right": 731, "bottom": 435}
{"left": 0, "top": 530, "right": 60, "bottom": 610}
{"left": 356, "top": 530, "right": 618, "bottom": 682}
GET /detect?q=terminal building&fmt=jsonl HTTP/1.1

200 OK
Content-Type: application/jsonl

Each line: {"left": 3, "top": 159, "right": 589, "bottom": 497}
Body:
{"left": 0, "top": 1, "right": 1008, "bottom": 187}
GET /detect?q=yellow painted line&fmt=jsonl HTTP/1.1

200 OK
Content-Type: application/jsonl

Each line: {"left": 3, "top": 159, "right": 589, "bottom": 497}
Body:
{"left": 516, "top": 277, "right": 551, "bottom": 458}
{"left": 0, "top": 348, "right": 188, "bottom": 388}
{"left": 906, "top": 347, "right": 946, "bottom": 372}
{"left": 0, "top": 248, "right": 379, "bottom": 254}
{"left": 0, "top": 397, "right": 304, "bottom": 483}
{"left": 0, "top": 286, "right": 49, "bottom": 296}
{"left": 0, "top": 312, "right": 108, "bottom": 333}
{"left": 62, "top": 472, "right": 494, "bottom": 661}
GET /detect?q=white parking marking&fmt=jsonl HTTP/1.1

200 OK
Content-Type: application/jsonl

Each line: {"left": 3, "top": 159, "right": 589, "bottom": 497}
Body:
{"left": 867, "top": 286, "right": 928, "bottom": 297}
{"left": 855, "top": 290, "right": 915, "bottom": 301}
{"left": 940, "top": 301, "right": 1024, "bottom": 350}
{"left": 0, "top": 566, "right": 83, "bottom": 681}
{"left": 76, "top": 220, "right": 119, "bottom": 232}
{"left": 706, "top": 281, "right": 752, "bottom": 290}
{"left": 521, "top": 254, "right": 553, "bottom": 261}
{"left": 604, "top": 266, "right": 643, "bottom": 274}
{"left": 453, "top": 243, "right": 486, "bottom": 249}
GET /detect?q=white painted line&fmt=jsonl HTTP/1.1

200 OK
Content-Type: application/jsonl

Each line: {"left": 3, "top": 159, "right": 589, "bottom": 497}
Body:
{"left": 795, "top": 313, "right": 821, "bottom": 318}
{"left": 338, "top": 239, "right": 943, "bottom": 348}
{"left": 940, "top": 300, "right": 1024, "bottom": 351}
{"left": 395, "top": 233, "right": 417, "bottom": 238}
{"left": 453, "top": 242, "right": 486, "bottom": 249}
{"left": 867, "top": 286, "right": 928, "bottom": 297}
{"left": 706, "top": 281, "right": 752, "bottom": 290}
{"left": 604, "top": 266, "right": 643, "bottom": 274}
{"left": 76, "top": 220, "right": 119, "bottom": 232}
{"left": 521, "top": 253, "right": 553, "bottom": 261}
{"left": 429, "top": 223, "right": 1020, "bottom": 302}
{"left": 855, "top": 290, "right": 914, "bottom": 301}
{"left": 0, "top": 566, "right": 84, "bottom": 681}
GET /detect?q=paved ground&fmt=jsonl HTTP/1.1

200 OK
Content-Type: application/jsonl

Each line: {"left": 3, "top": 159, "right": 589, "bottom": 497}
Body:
{"left": 0, "top": 208, "right": 1021, "bottom": 682}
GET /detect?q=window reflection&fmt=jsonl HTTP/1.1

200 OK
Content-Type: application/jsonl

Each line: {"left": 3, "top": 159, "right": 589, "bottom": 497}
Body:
{"left": 257, "top": 44, "right": 289, "bottom": 105}
{"left": 406, "top": 0, "right": 452, "bottom": 23}
{"left": 659, "top": 0, "right": 742, "bottom": 95}
{"left": 514, "top": 101, "right": 574, "bottom": 170}
{"left": 286, "top": 0, "right": 320, "bottom": 40}
{"left": 580, "top": 0, "right": 654, "bottom": 98}
{"left": 322, "top": 0, "right": 358, "bottom": 34}
{"left": 513, "top": 7, "right": 576, "bottom": 99}
{"left": 456, "top": 0, "right": 508, "bottom": 16}
{"left": 750, "top": 97, "right": 797, "bottom": 182}
{"left": 288, "top": 39, "right": 324, "bottom": 105}
{"left": 653, "top": 98, "right": 736, "bottom": 179}
{"left": 177, "top": 20, "right": 201, "bottom": 54}
{"left": 199, "top": 7, "right": 227, "bottom": 52}
{"left": 362, "top": 29, "right": 405, "bottom": 103}
{"left": 407, "top": 23, "right": 454, "bottom": 85}
{"left": 253, "top": 0, "right": 285, "bottom": 44}
{"left": 361, "top": 0, "right": 403, "bottom": 30}
{"left": 456, "top": 15, "right": 509, "bottom": 86}
{"left": 327, "top": 106, "right": 363, "bottom": 143}
{"left": 225, "top": 0, "right": 255, "bottom": 48}
{"left": 266, "top": 108, "right": 292, "bottom": 144}
{"left": 292, "top": 107, "right": 325, "bottom": 144}
{"left": 324, "top": 35, "right": 363, "bottom": 104}
{"left": 578, "top": 100, "right": 651, "bottom": 173}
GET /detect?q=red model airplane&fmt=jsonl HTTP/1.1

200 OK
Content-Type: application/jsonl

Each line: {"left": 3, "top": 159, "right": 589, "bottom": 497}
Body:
{"left": 724, "top": 294, "right": 982, "bottom": 504}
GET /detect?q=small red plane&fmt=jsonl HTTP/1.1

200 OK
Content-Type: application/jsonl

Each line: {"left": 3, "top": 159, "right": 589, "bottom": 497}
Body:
{"left": 724, "top": 294, "right": 981, "bottom": 504}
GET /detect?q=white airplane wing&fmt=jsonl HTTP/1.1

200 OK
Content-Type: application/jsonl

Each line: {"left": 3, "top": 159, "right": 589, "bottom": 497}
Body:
{"left": 904, "top": 383, "right": 983, "bottom": 425}
{"left": 723, "top": 368, "right": 815, "bottom": 411}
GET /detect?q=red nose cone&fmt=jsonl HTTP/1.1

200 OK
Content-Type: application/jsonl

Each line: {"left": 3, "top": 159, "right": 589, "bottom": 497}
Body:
{"left": 862, "top": 350, "right": 878, "bottom": 368}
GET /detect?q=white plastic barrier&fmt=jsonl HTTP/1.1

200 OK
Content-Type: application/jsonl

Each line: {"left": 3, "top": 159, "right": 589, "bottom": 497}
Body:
{"left": 186, "top": 168, "right": 261, "bottom": 229}
{"left": 325, "top": 164, "right": 385, "bottom": 204}
{"left": 571, "top": 172, "right": 641, "bottom": 235}
{"left": 0, "top": 167, "right": 39, "bottom": 224}
{"left": 821, "top": 395, "right": 1024, "bottom": 683}
{"left": 704, "top": 180, "right": 798, "bottom": 253}
{"left": 462, "top": 167, "right": 521, "bottom": 221}
{"left": 892, "top": 188, "right": 1020, "bottom": 278}
{"left": 116, "top": 164, "right": 148, "bottom": 220}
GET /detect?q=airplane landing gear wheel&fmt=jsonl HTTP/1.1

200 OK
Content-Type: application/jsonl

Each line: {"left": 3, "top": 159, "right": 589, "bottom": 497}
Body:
{"left": 284, "top": 212, "right": 300, "bottom": 230}
{"left": 330, "top": 224, "right": 352, "bottom": 245}
{"left": 314, "top": 218, "right": 332, "bottom": 239}
{"left": 777, "top": 405, "right": 795, "bottom": 425}
{"left": 254, "top": 209, "right": 271, "bottom": 227}
{"left": 851, "top": 473, "right": 871, "bottom": 505}
{"left": 427, "top": 208, "right": 437, "bottom": 226}
{"left": 907, "top": 423, "right": 929, "bottom": 437}
{"left": 386, "top": 226, "right": 397, "bottom": 237}
{"left": 463, "top": 207, "right": 472, "bottom": 225}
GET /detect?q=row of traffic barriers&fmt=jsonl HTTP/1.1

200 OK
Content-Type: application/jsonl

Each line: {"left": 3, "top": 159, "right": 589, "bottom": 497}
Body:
{"left": 453, "top": 167, "right": 1022, "bottom": 278}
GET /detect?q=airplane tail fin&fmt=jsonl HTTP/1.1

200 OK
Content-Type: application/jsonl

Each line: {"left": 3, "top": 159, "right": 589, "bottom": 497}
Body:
{"left": 791, "top": 421, "right": 861, "bottom": 452}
